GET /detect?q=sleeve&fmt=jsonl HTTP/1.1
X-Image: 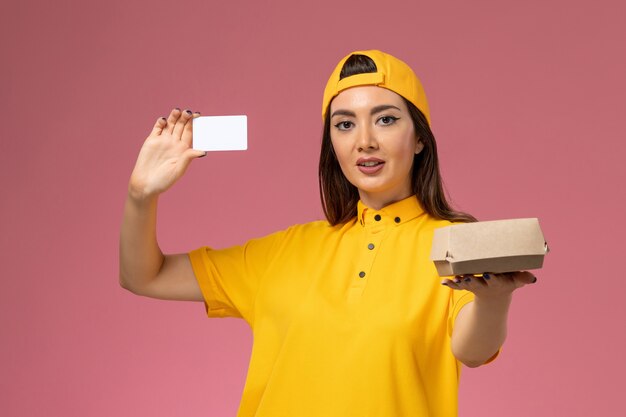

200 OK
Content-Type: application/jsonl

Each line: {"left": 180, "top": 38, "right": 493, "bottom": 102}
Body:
{"left": 187, "top": 229, "right": 287, "bottom": 326}
{"left": 447, "top": 289, "right": 475, "bottom": 338}
{"left": 447, "top": 289, "right": 500, "bottom": 365}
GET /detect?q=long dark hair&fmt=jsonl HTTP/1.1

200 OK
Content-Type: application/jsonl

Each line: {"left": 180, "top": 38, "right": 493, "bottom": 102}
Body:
{"left": 318, "top": 54, "right": 477, "bottom": 225}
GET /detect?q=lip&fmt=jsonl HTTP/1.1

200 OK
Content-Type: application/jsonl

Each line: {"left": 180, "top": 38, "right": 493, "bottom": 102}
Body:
{"left": 356, "top": 157, "right": 385, "bottom": 174}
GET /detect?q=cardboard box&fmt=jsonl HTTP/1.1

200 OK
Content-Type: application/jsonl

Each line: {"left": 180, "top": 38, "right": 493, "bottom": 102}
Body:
{"left": 430, "top": 218, "right": 549, "bottom": 276}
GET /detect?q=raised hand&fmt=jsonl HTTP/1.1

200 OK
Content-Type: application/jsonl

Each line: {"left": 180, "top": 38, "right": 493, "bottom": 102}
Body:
{"left": 446, "top": 270, "right": 537, "bottom": 366}
{"left": 129, "top": 108, "right": 206, "bottom": 200}
{"left": 441, "top": 271, "right": 537, "bottom": 299}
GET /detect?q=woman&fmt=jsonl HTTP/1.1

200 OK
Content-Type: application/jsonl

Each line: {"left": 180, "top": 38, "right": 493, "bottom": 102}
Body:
{"left": 119, "top": 50, "right": 536, "bottom": 417}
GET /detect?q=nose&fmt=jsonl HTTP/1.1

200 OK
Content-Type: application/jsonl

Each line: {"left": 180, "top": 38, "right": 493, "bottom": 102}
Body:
{"left": 356, "top": 124, "right": 378, "bottom": 152}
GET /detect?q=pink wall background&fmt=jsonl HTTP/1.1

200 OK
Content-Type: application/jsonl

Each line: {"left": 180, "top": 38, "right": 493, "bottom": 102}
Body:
{"left": 2, "top": 0, "right": 624, "bottom": 415}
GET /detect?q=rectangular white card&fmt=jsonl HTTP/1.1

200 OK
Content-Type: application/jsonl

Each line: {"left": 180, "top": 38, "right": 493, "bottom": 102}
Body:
{"left": 192, "top": 115, "right": 247, "bottom": 151}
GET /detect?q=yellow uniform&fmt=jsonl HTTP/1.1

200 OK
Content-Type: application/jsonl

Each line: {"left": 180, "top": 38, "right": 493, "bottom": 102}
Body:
{"left": 189, "top": 195, "right": 481, "bottom": 416}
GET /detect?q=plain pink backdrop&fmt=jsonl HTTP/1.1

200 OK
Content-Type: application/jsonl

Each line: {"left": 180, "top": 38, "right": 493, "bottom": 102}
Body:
{"left": 2, "top": 0, "right": 625, "bottom": 415}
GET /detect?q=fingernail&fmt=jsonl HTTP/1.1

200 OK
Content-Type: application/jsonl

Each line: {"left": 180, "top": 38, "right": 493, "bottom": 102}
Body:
{"left": 174, "top": 107, "right": 180, "bottom": 111}
{"left": 199, "top": 152, "right": 207, "bottom": 158}
{"left": 532, "top": 276, "right": 538, "bottom": 283}
{"left": 464, "top": 277, "right": 472, "bottom": 282}
{"left": 160, "top": 117, "right": 166, "bottom": 120}
{"left": 454, "top": 279, "right": 462, "bottom": 284}
{"left": 482, "top": 273, "right": 490, "bottom": 280}
{"left": 441, "top": 281, "right": 449, "bottom": 286}
{"left": 185, "top": 110, "right": 192, "bottom": 115}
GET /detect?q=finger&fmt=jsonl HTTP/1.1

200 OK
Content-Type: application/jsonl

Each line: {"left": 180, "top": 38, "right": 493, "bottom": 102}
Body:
{"left": 456, "top": 274, "right": 487, "bottom": 291}
{"left": 489, "top": 272, "right": 517, "bottom": 285}
{"left": 446, "top": 275, "right": 471, "bottom": 289}
{"left": 182, "top": 147, "right": 207, "bottom": 164}
{"left": 181, "top": 111, "right": 200, "bottom": 147}
{"left": 441, "top": 278, "right": 462, "bottom": 290}
{"left": 173, "top": 109, "right": 194, "bottom": 139}
{"left": 150, "top": 117, "right": 167, "bottom": 136}
{"left": 165, "top": 108, "right": 182, "bottom": 135}
{"left": 511, "top": 271, "right": 538, "bottom": 287}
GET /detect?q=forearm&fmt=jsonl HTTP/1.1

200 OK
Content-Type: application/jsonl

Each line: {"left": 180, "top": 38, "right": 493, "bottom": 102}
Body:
{"left": 118, "top": 189, "right": 164, "bottom": 293}
{"left": 451, "top": 294, "right": 512, "bottom": 367}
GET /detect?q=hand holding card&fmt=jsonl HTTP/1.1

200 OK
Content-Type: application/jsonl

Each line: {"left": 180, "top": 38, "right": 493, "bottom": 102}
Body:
{"left": 193, "top": 115, "right": 248, "bottom": 151}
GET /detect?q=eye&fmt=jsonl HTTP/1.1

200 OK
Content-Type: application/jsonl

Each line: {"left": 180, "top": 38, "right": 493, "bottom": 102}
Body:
{"left": 334, "top": 121, "right": 354, "bottom": 131}
{"left": 378, "top": 116, "right": 399, "bottom": 126}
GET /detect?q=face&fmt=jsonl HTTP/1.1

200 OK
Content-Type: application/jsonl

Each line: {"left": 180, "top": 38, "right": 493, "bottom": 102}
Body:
{"left": 329, "top": 86, "right": 424, "bottom": 209}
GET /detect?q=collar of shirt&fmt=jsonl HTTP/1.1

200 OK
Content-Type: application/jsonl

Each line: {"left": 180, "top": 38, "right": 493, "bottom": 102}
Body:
{"left": 357, "top": 195, "right": 425, "bottom": 227}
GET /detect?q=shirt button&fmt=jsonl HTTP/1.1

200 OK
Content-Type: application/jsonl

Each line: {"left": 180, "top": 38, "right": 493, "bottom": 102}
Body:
{"left": 367, "top": 243, "right": 375, "bottom": 250}
{"left": 359, "top": 271, "right": 366, "bottom": 278}
{"left": 394, "top": 217, "right": 401, "bottom": 223}
{"left": 374, "top": 214, "right": 381, "bottom": 221}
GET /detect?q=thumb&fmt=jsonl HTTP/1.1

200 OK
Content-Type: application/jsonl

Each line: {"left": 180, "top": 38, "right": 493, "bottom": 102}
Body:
{"left": 183, "top": 148, "right": 207, "bottom": 163}
{"left": 512, "top": 271, "right": 538, "bottom": 287}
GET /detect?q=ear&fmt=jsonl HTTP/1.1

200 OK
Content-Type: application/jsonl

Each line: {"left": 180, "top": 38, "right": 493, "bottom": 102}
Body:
{"left": 415, "top": 139, "right": 424, "bottom": 155}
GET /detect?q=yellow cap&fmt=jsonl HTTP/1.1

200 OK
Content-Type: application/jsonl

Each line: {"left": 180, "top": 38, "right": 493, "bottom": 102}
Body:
{"left": 321, "top": 50, "right": 431, "bottom": 124}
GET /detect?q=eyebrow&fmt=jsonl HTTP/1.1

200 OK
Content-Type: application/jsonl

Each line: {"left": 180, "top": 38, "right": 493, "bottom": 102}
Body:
{"left": 330, "top": 104, "right": 402, "bottom": 118}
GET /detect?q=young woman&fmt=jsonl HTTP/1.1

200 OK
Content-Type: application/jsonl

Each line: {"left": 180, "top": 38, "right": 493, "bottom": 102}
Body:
{"left": 119, "top": 50, "right": 536, "bottom": 417}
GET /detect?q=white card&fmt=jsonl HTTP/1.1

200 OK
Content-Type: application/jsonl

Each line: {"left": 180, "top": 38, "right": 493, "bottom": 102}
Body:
{"left": 192, "top": 115, "right": 247, "bottom": 151}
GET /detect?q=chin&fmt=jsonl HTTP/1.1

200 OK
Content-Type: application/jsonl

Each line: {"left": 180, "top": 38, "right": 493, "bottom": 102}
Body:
{"left": 354, "top": 179, "right": 413, "bottom": 200}
{"left": 353, "top": 178, "right": 394, "bottom": 193}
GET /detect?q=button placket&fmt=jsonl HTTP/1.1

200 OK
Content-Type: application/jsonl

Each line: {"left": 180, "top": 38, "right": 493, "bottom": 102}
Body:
{"left": 358, "top": 229, "right": 385, "bottom": 279}
{"left": 348, "top": 216, "right": 388, "bottom": 302}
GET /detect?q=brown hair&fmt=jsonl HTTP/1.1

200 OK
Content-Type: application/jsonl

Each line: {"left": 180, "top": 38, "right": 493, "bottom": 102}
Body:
{"left": 318, "top": 54, "right": 477, "bottom": 225}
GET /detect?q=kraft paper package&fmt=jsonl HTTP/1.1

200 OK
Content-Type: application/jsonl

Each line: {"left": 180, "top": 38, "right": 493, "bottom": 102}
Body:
{"left": 430, "top": 218, "right": 549, "bottom": 277}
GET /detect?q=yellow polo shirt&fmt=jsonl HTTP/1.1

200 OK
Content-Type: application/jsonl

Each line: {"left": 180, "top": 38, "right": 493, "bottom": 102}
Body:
{"left": 189, "top": 196, "right": 479, "bottom": 417}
